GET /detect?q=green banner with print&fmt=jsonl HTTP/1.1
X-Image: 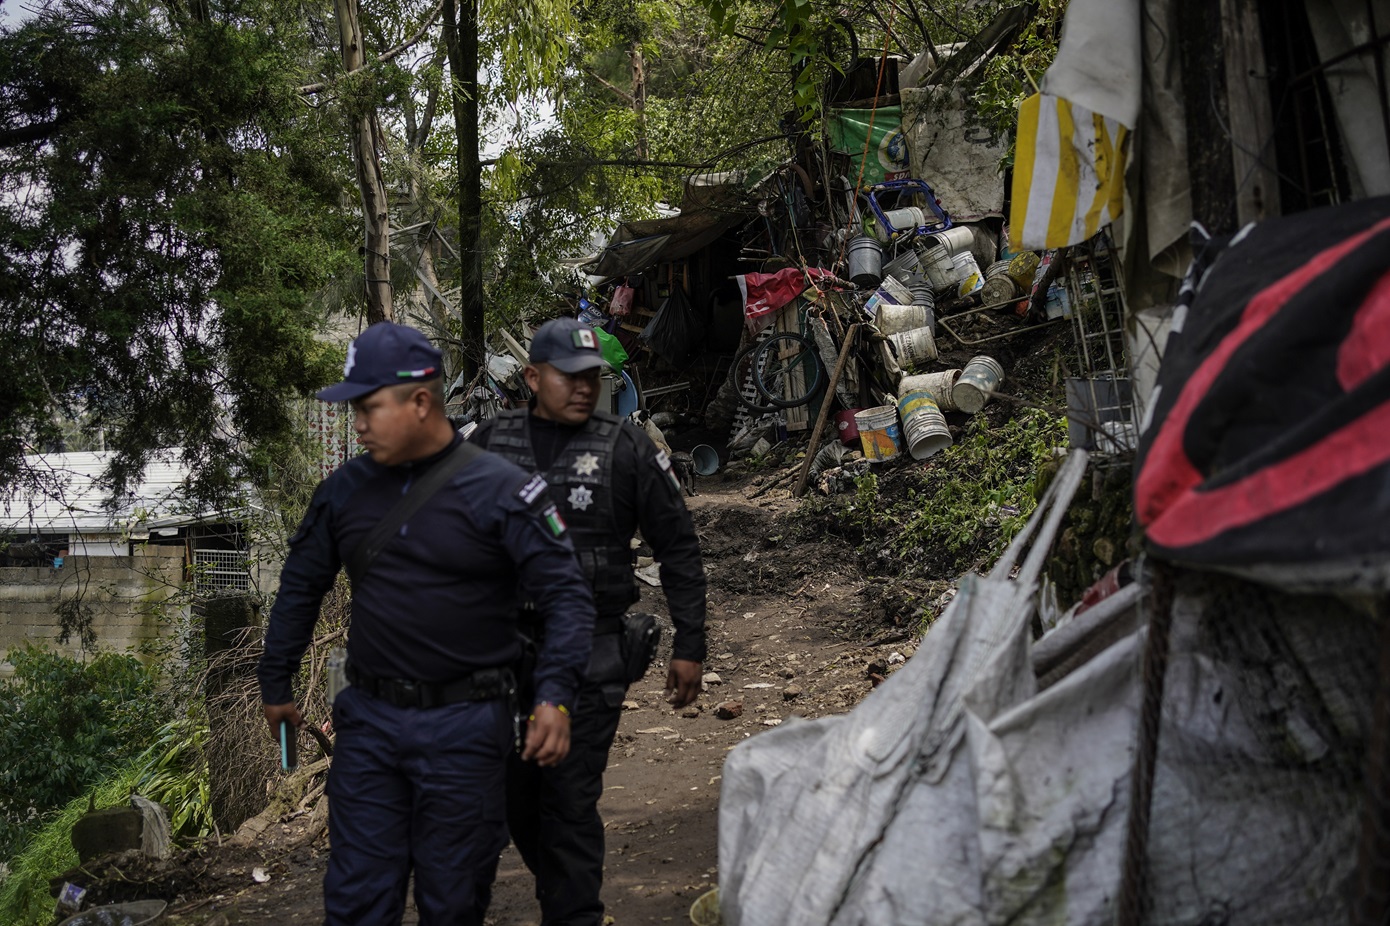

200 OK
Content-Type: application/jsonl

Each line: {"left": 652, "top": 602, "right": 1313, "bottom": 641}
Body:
{"left": 827, "top": 106, "right": 911, "bottom": 188}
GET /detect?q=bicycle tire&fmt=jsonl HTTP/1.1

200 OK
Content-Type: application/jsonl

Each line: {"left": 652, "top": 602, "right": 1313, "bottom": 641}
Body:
{"left": 731, "top": 339, "right": 784, "bottom": 414}
{"left": 752, "top": 332, "right": 825, "bottom": 409}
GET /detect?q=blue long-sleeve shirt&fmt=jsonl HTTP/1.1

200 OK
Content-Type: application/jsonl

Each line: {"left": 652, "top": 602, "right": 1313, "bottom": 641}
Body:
{"left": 257, "top": 435, "right": 595, "bottom": 709}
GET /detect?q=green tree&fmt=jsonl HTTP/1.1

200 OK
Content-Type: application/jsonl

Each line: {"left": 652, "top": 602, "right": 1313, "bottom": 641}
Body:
{"left": 476, "top": 0, "right": 795, "bottom": 331}
{"left": 0, "top": 0, "right": 357, "bottom": 506}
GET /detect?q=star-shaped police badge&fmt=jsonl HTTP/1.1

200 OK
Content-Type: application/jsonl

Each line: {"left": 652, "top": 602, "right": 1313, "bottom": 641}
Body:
{"left": 572, "top": 452, "right": 600, "bottom": 477}
{"left": 568, "top": 484, "right": 594, "bottom": 511}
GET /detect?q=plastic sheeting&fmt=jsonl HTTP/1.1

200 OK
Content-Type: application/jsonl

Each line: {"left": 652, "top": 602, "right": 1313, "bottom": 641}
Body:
{"left": 900, "top": 87, "right": 1007, "bottom": 221}
{"left": 719, "top": 450, "right": 1102, "bottom": 925}
{"left": 718, "top": 447, "right": 1376, "bottom": 925}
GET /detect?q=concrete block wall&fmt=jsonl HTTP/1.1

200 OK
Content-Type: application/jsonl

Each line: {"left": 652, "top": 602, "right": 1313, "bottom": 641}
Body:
{"left": 0, "top": 547, "right": 187, "bottom": 674}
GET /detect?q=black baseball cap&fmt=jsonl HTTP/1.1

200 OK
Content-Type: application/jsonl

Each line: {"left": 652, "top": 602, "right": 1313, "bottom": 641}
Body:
{"left": 528, "top": 318, "right": 613, "bottom": 374}
{"left": 317, "top": 321, "right": 444, "bottom": 402}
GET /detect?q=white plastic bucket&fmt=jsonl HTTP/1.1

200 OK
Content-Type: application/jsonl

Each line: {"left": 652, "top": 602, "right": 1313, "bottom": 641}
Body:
{"left": 908, "top": 277, "right": 935, "bottom": 307}
{"left": 874, "top": 303, "right": 931, "bottom": 336}
{"left": 952, "top": 251, "right": 984, "bottom": 298}
{"left": 854, "top": 405, "right": 901, "bottom": 462}
{"left": 691, "top": 444, "right": 719, "bottom": 476}
{"left": 887, "top": 325, "right": 938, "bottom": 371}
{"left": 883, "top": 248, "right": 921, "bottom": 282}
{"left": 874, "top": 206, "right": 926, "bottom": 241}
{"left": 925, "top": 225, "right": 975, "bottom": 257}
{"left": 903, "top": 369, "right": 962, "bottom": 411}
{"left": 897, "top": 387, "right": 952, "bottom": 460}
{"left": 921, "top": 244, "right": 956, "bottom": 291}
{"left": 953, "top": 355, "right": 1005, "bottom": 413}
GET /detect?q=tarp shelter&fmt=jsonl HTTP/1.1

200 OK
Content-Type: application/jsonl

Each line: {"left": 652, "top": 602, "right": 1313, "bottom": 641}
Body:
{"left": 1135, "top": 195, "right": 1390, "bottom": 588}
{"left": 901, "top": 87, "right": 1009, "bottom": 221}
{"left": 585, "top": 173, "right": 754, "bottom": 281}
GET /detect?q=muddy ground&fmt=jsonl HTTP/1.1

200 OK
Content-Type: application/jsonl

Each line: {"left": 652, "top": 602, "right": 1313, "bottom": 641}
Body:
{"left": 65, "top": 470, "right": 924, "bottom": 926}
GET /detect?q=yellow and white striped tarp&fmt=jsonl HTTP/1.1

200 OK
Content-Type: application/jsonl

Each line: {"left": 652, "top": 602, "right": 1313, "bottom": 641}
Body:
{"left": 1011, "top": 92, "right": 1130, "bottom": 250}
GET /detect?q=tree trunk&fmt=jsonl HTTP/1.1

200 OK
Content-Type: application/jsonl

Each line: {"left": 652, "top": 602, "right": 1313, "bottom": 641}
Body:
{"left": 443, "top": 0, "right": 483, "bottom": 383}
{"left": 630, "top": 41, "right": 648, "bottom": 161}
{"left": 401, "top": 50, "right": 466, "bottom": 381}
{"left": 335, "top": 0, "right": 393, "bottom": 323}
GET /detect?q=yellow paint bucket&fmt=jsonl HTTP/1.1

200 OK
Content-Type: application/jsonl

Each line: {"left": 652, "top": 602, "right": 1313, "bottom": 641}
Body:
{"left": 854, "top": 405, "right": 901, "bottom": 462}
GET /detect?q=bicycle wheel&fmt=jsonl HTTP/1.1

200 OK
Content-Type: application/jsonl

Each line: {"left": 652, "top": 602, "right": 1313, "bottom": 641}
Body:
{"left": 752, "top": 332, "right": 825, "bottom": 409}
{"left": 731, "top": 338, "right": 783, "bottom": 413}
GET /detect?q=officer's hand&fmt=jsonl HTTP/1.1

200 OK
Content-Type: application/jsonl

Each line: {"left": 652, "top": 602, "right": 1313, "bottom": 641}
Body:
{"left": 263, "top": 702, "right": 305, "bottom": 739}
{"left": 665, "top": 659, "right": 703, "bottom": 709}
{"left": 522, "top": 703, "right": 571, "bottom": 767}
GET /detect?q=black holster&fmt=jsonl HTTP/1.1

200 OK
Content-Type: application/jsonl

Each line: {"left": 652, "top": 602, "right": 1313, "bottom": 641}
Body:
{"left": 618, "top": 612, "right": 661, "bottom": 685}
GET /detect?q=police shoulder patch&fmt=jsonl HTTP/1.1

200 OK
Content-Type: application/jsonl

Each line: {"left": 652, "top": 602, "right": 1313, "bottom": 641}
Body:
{"left": 541, "top": 503, "right": 567, "bottom": 538}
{"left": 518, "top": 473, "right": 548, "bottom": 505}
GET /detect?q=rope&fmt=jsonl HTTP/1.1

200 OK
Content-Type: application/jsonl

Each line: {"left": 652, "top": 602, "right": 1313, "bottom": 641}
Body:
{"left": 1116, "top": 560, "right": 1176, "bottom": 926}
{"left": 826, "top": 5, "right": 900, "bottom": 292}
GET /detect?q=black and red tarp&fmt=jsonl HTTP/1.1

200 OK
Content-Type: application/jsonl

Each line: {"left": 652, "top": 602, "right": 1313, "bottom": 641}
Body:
{"left": 1134, "top": 195, "right": 1390, "bottom": 587}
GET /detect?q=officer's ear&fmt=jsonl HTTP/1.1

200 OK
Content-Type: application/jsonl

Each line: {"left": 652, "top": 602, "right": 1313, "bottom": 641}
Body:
{"left": 522, "top": 363, "right": 542, "bottom": 392}
{"left": 392, "top": 381, "right": 434, "bottom": 419}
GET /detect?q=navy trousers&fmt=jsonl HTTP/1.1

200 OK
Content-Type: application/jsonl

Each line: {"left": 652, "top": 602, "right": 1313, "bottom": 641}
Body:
{"left": 325, "top": 685, "right": 512, "bottom": 926}
{"left": 506, "top": 631, "right": 626, "bottom": 926}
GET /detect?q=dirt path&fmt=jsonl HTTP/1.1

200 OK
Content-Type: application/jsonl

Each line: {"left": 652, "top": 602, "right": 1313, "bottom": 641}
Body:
{"left": 483, "top": 479, "right": 913, "bottom": 925}
{"left": 118, "top": 475, "right": 913, "bottom": 926}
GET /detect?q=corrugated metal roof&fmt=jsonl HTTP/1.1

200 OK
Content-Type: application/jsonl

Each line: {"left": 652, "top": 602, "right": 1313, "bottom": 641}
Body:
{"left": 0, "top": 450, "right": 221, "bottom": 536}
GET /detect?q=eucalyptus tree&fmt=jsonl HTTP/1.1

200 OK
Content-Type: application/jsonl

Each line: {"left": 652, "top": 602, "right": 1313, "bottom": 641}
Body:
{"left": 0, "top": 0, "right": 358, "bottom": 504}
{"left": 476, "top": 0, "right": 795, "bottom": 327}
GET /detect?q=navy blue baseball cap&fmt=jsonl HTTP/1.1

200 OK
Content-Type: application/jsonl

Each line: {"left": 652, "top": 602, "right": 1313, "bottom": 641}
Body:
{"left": 317, "top": 321, "right": 444, "bottom": 402}
{"left": 529, "top": 318, "right": 613, "bottom": 374}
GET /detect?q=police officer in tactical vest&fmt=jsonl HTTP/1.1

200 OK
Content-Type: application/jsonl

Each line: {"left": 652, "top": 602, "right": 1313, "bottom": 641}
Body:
{"left": 471, "top": 317, "right": 707, "bottom": 926}
{"left": 259, "top": 321, "right": 596, "bottom": 926}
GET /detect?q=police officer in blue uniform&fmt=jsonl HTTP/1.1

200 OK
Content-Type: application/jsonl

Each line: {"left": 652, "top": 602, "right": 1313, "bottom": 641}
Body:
{"left": 258, "top": 321, "right": 596, "bottom": 926}
{"left": 470, "top": 317, "right": 707, "bottom": 926}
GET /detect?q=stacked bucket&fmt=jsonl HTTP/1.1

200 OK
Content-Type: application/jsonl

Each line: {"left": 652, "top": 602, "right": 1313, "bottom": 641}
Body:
{"left": 843, "top": 217, "right": 1010, "bottom": 464}
{"left": 850, "top": 355, "right": 1005, "bottom": 463}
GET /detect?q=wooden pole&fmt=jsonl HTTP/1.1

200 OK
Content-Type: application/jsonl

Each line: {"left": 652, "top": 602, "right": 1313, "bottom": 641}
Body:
{"left": 793, "top": 323, "right": 860, "bottom": 498}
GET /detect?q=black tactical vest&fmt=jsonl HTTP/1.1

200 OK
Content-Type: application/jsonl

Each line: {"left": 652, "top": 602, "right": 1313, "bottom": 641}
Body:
{"left": 487, "top": 409, "right": 638, "bottom": 616}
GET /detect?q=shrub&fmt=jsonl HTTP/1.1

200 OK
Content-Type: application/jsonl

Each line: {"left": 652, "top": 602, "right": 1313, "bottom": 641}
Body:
{"left": 0, "top": 647, "right": 168, "bottom": 860}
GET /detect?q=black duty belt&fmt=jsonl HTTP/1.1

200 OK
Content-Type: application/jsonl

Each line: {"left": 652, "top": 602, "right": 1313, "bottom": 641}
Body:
{"left": 346, "top": 664, "right": 515, "bottom": 709}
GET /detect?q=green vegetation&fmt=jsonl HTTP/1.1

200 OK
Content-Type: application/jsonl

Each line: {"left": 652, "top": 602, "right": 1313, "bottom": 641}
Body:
{"left": 0, "top": 656, "right": 213, "bottom": 924}
{"left": 0, "top": 716, "right": 212, "bottom": 926}
{"left": 0, "top": 648, "right": 168, "bottom": 861}
{"left": 0, "top": 0, "right": 355, "bottom": 506}
{"left": 789, "top": 408, "right": 1068, "bottom": 623}
{"left": 887, "top": 409, "right": 1067, "bottom": 564}
{"left": 0, "top": 764, "right": 144, "bottom": 926}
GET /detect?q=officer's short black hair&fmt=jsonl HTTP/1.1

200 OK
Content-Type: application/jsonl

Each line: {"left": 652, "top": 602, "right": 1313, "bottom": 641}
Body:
{"left": 386, "top": 377, "right": 446, "bottom": 407}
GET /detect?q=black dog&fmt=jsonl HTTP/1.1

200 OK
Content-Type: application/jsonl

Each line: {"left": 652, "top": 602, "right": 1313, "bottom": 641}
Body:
{"left": 669, "top": 451, "right": 697, "bottom": 497}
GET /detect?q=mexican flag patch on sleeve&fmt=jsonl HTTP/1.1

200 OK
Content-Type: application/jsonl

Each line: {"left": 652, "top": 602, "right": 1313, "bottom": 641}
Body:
{"left": 542, "top": 503, "right": 567, "bottom": 538}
